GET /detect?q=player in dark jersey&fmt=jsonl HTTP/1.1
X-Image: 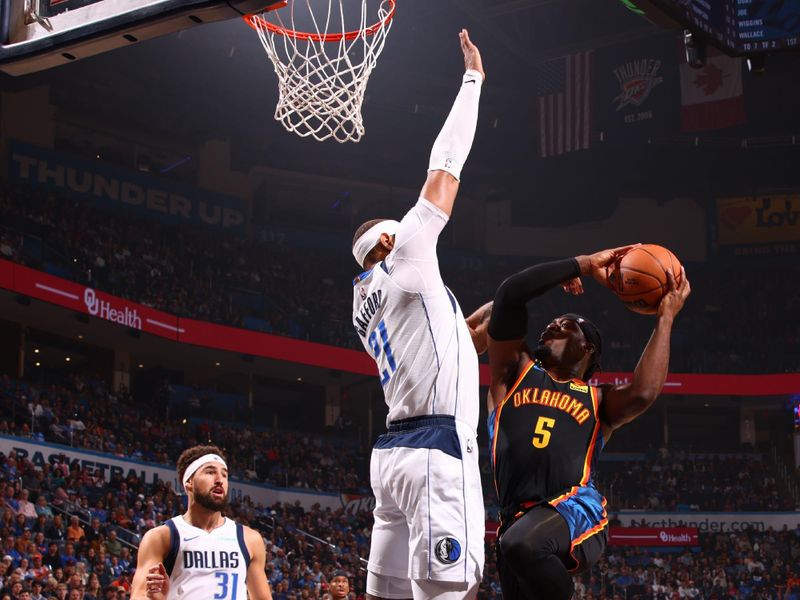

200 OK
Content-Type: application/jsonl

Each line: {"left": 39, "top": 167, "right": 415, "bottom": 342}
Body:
{"left": 483, "top": 246, "right": 690, "bottom": 600}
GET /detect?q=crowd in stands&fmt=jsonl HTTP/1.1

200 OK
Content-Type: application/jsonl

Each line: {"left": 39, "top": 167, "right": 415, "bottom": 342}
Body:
{"left": 0, "top": 365, "right": 798, "bottom": 597}
{"left": 0, "top": 446, "right": 376, "bottom": 600}
{"left": 2, "top": 181, "right": 800, "bottom": 374}
{"left": 572, "top": 523, "right": 800, "bottom": 600}
{"left": 0, "top": 374, "right": 370, "bottom": 496}
{"left": 3, "top": 444, "right": 800, "bottom": 600}
{"left": 600, "top": 449, "right": 797, "bottom": 512}
{"left": 3, "top": 371, "right": 798, "bottom": 519}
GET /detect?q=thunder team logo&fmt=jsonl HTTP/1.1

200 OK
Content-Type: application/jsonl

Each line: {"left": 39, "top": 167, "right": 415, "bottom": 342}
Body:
{"left": 612, "top": 58, "right": 663, "bottom": 111}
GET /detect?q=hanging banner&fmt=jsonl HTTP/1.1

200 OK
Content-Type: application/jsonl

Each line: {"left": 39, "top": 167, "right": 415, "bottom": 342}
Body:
{"left": 595, "top": 33, "right": 680, "bottom": 142}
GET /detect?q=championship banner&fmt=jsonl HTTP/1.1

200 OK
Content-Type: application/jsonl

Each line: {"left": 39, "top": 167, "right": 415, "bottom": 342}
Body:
{"left": 594, "top": 32, "right": 680, "bottom": 142}
{"left": 8, "top": 141, "right": 247, "bottom": 235}
{"left": 609, "top": 526, "right": 699, "bottom": 547}
{"left": 615, "top": 511, "right": 800, "bottom": 532}
{"left": 0, "top": 435, "right": 341, "bottom": 511}
{"left": 717, "top": 195, "right": 800, "bottom": 246}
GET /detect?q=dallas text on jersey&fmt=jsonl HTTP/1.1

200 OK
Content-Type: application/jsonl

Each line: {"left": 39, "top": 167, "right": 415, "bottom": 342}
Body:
{"left": 182, "top": 550, "right": 241, "bottom": 570}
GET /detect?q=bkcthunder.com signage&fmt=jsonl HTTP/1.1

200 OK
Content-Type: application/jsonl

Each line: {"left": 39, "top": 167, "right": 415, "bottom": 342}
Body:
{"left": 8, "top": 141, "right": 246, "bottom": 235}
{"left": 616, "top": 511, "right": 800, "bottom": 532}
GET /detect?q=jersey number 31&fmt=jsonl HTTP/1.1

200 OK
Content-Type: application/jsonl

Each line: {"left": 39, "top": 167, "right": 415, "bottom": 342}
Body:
{"left": 369, "top": 320, "right": 397, "bottom": 386}
{"left": 214, "top": 572, "right": 239, "bottom": 600}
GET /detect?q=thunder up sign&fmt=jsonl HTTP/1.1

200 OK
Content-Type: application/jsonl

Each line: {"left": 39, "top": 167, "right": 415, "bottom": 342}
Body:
{"left": 8, "top": 141, "right": 247, "bottom": 235}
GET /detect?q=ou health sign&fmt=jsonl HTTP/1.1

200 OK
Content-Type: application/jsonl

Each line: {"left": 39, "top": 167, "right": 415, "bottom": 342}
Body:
{"left": 609, "top": 526, "right": 699, "bottom": 547}
{"left": 9, "top": 260, "right": 183, "bottom": 340}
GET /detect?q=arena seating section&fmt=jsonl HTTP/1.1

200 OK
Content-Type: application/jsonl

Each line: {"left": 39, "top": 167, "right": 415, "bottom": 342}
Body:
{"left": 2, "top": 182, "right": 799, "bottom": 374}
{"left": 2, "top": 182, "right": 800, "bottom": 597}
{"left": 2, "top": 372, "right": 800, "bottom": 598}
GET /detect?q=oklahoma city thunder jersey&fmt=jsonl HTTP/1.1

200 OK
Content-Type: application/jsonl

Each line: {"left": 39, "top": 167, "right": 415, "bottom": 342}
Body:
{"left": 489, "top": 361, "right": 605, "bottom": 522}
{"left": 164, "top": 516, "right": 249, "bottom": 600}
{"left": 352, "top": 260, "right": 479, "bottom": 430}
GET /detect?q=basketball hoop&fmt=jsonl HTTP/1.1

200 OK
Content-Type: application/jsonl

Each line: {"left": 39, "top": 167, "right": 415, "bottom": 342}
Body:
{"left": 244, "top": 0, "right": 396, "bottom": 143}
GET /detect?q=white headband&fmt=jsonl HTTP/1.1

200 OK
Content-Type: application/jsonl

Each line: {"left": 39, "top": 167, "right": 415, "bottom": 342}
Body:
{"left": 182, "top": 454, "right": 227, "bottom": 490}
{"left": 352, "top": 220, "right": 400, "bottom": 268}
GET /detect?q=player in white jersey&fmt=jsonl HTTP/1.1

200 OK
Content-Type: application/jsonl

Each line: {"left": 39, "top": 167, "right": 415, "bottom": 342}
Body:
{"left": 351, "top": 30, "right": 486, "bottom": 600}
{"left": 130, "top": 445, "right": 272, "bottom": 600}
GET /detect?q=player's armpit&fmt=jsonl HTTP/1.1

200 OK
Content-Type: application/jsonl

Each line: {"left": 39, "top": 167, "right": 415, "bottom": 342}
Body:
{"left": 130, "top": 526, "right": 171, "bottom": 600}
{"left": 244, "top": 526, "right": 274, "bottom": 600}
{"left": 465, "top": 301, "right": 493, "bottom": 355}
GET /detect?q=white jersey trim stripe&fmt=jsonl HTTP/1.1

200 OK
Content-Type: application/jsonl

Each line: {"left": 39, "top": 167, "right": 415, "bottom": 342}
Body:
{"left": 417, "top": 293, "right": 440, "bottom": 415}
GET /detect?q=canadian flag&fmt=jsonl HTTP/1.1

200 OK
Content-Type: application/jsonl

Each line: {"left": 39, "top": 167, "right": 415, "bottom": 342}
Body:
{"left": 680, "top": 48, "right": 746, "bottom": 132}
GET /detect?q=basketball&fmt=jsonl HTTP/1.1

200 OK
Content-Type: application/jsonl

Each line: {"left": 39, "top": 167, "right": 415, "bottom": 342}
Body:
{"left": 607, "top": 244, "right": 683, "bottom": 315}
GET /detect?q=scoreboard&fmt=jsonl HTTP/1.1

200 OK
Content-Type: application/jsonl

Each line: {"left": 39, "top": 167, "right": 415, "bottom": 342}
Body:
{"left": 623, "top": 0, "right": 800, "bottom": 55}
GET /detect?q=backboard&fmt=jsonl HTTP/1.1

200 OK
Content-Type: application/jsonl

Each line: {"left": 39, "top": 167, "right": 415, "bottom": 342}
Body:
{"left": 0, "top": 0, "right": 286, "bottom": 75}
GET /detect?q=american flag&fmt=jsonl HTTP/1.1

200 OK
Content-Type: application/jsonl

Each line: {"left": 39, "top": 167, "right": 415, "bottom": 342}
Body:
{"left": 536, "top": 51, "right": 593, "bottom": 158}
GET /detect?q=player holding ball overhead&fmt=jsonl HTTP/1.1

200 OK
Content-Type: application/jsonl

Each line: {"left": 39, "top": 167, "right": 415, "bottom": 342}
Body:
{"left": 474, "top": 244, "right": 690, "bottom": 600}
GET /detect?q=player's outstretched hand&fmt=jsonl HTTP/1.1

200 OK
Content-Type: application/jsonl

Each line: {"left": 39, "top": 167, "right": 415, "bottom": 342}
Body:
{"left": 145, "top": 563, "right": 169, "bottom": 600}
{"left": 459, "top": 29, "right": 485, "bottom": 81}
{"left": 657, "top": 267, "right": 690, "bottom": 319}
{"left": 577, "top": 244, "right": 640, "bottom": 288}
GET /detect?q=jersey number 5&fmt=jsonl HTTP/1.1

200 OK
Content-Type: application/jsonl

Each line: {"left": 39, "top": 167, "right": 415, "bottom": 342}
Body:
{"left": 531, "top": 416, "right": 556, "bottom": 449}
{"left": 368, "top": 320, "right": 397, "bottom": 386}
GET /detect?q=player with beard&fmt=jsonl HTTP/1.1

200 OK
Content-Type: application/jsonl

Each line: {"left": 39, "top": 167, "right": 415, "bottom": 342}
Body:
{"left": 130, "top": 445, "right": 273, "bottom": 600}
{"left": 476, "top": 246, "right": 690, "bottom": 600}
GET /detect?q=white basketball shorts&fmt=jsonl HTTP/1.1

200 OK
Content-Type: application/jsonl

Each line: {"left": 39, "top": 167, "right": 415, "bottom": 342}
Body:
{"left": 367, "top": 415, "right": 485, "bottom": 588}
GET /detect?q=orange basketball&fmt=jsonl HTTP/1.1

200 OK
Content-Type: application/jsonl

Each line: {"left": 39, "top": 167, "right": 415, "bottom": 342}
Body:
{"left": 607, "top": 244, "right": 683, "bottom": 315}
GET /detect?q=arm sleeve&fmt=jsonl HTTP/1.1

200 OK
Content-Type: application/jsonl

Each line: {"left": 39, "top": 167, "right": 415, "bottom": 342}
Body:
{"left": 488, "top": 258, "right": 581, "bottom": 341}
{"left": 384, "top": 197, "right": 449, "bottom": 293}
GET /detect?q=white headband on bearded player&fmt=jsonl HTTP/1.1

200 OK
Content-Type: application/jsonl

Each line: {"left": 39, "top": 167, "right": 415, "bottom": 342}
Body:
{"left": 352, "top": 220, "right": 400, "bottom": 268}
{"left": 182, "top": 454, "right": 227, "bottom": 490}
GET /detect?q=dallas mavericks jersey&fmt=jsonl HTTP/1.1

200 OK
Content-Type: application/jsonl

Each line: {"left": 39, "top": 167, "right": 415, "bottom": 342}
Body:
{"left": 164, "top": 516, "right": 249, "bottom": 600}
{"left": 352, "top": 199, "right": 480, "bottom": 431}
{"left": 489, "top": 361, "right": 605, "bottom": 519}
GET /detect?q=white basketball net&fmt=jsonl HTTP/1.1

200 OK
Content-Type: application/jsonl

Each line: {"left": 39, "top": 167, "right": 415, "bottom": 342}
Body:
{"left": 248, "top": 0, "right": 395, "bottom": 143}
